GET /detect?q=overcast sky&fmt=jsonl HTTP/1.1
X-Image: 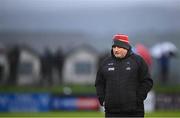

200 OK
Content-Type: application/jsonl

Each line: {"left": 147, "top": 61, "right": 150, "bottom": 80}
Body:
{"left": 1, "top": 0, "right": 180, "bottom": 33}
{"left": 0, "top": 0, "right": 180, "bottom": 52}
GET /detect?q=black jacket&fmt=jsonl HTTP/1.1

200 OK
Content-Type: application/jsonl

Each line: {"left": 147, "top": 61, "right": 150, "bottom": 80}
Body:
{"left": 95, "top": 49, "right": 153, "bottom": 113}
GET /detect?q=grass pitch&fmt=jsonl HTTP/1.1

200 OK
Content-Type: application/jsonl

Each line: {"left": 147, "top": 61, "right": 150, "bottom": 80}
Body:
{"left": 0, "top": 110, "right": 180, "bottom": 118}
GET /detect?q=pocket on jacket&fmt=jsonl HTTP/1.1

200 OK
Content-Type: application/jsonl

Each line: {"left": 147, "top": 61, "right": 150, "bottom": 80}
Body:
{"left": 104, "top": 91, "right": 137, "bottom": 111}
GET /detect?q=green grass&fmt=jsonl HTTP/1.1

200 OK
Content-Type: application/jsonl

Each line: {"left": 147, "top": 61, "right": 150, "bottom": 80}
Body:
{"left": 0, "top": 110, "right": 180, "bottom": 117}
{"left": 145, "top": 110, "right": 180, "bottom": 117}
{"left": 1, "top": 84, "right": 180, "bottom": 94}
{"left": 0, "top": 84, "right": 96, "bottom": 94}
{"left": 153, "top": 84, "right": 180, "bottom": 93}
{"left": 0, "top": 111, "right": 104, "bottom": 117}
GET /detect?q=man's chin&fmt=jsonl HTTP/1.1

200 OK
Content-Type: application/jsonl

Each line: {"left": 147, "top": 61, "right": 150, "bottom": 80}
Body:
{"left": 115, "top": 55, "right": 124, "bottom": 58}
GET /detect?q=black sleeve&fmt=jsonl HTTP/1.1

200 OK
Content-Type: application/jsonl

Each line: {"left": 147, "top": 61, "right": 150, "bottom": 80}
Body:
{"left": 137, "top": 56, "right": 153, "bottom": 101}
{"left": 95, "top": 65, "right": 106, "bottom": 106}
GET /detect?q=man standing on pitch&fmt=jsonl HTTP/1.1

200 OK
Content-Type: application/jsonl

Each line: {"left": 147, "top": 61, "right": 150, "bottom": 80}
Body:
{"left": 95, "top": 34, "right": 153, "bottom": 117}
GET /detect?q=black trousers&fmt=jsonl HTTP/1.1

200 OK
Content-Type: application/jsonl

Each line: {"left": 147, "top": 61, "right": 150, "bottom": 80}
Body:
{"left": 105, "top": 111, "right": 144, "bottom": 118}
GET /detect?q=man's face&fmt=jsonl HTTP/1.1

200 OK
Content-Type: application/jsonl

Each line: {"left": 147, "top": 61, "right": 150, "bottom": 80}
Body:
{"left": 112, "top": 46, "right": 128, "bottom": 58}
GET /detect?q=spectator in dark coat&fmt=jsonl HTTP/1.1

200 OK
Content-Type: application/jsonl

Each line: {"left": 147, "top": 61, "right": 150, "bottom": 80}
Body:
{"left": 40, "top": 48, "right": 53, "bottom": 86}
{"left": 53, "top": 48, "right": 64, "bottom": 84}
{"left": 7, "top": 46, "right": 20, "bottom": 85}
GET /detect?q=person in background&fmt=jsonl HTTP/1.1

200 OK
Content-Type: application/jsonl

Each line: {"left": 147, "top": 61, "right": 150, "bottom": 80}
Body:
{"left": 7, "top": 46, "right": 20, "bottom": 85}
{"left": 53, "top": 48, "right": 64, "bottom": 85}
{"left": 40, "top": 47, "right": 53, "bottom": 86}
{"left": 158, "top": 53, "right": 170, "bottom": 84}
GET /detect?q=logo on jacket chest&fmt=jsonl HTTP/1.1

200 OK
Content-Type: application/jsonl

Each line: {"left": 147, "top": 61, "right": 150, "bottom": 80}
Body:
{"left": 107, "top": 63, "right": 115, "bottom": 71}
{"left": 108, "top": 67, "right": 115, "bottom": 71}
{"left": 125, "top": 61, "right": 131, "bottom": 71}
{"left": 126, "top": 67, "right": 131, "bottom": 71}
